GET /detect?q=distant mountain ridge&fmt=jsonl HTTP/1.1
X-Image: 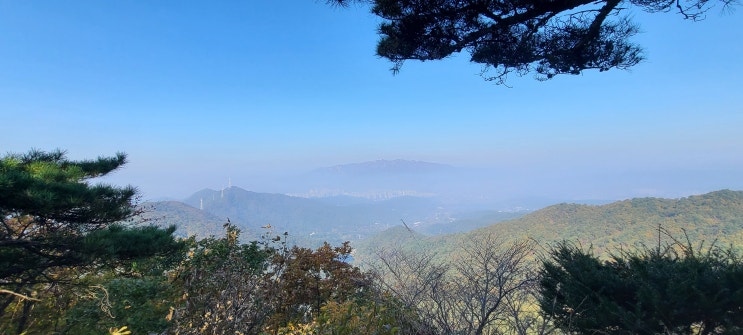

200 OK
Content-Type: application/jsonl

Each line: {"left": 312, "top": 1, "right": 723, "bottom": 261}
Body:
{"left": 353, "top": 190, "right": 743, "bottom": 263}
{"left": 140, "top": 185, "right": 528, "bottom": 244}
{"left": 177, "top": 186, "right": 447, "bottom": 245}
{"left": 141, "top": 186, "right": 743, "bottom": 260}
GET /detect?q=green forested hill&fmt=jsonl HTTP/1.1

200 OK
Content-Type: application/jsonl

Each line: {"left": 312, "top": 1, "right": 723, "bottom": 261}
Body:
{"left": 135, "top": 201, "right": 228, "bottom": 239}
{"left": 483, "top": 189, "right": 743, "bottom": 252}
{"left": 353, "top": 190, "right": 743, "bottom": 262}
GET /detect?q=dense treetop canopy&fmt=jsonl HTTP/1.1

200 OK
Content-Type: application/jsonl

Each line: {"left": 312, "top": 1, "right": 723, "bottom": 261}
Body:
{"left": 0, "top": 150, "right": 181, "bottom": 287}
{"left": 540, "top": 241, "right": 743, "bottom": 334}
{"left": 328, "top": 0, "right": 737, "bottom": 83}
{"left": 0, "top": 150, "right": 134, "bottom": 227}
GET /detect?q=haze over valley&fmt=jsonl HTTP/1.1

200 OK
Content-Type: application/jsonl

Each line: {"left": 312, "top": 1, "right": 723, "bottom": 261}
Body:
{"left": 3, "top": 1, "right": 743, "bottom": 333}
{"left": 135, "top": 159, "right": 743, "bottom": 249}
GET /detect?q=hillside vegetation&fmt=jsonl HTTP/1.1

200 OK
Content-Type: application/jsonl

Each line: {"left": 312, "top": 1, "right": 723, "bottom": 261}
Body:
{"left": 5, "top": 152, "right": 741, "bottom": 335}
{"left": 353, "top": 190, "right": 743, "bottom": 262}
{"left": 136, "top": 201, "right": 227, "bottom": 238}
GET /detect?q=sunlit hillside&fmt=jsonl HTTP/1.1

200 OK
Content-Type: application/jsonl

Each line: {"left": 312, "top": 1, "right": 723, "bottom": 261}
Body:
{"left": 353, "top": 190, "right": 743, "bottom": 263}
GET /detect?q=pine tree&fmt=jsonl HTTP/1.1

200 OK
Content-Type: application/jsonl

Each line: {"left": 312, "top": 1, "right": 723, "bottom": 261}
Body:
{"left": 328, "top": 0, "right": 737, "bottom": 84}
{"left": 0, "top": 149, "right": 183, "bottom": 333}
{"left": 539, "top": 240, "right": 743, "bottom": 334}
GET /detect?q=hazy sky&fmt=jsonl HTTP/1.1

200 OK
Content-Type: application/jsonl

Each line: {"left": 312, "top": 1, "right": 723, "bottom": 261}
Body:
{"left": 1, "top": 1, "right": 742, "bottom": 200}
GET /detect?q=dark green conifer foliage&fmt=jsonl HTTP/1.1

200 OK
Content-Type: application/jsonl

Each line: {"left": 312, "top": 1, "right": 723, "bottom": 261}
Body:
{"left": 0, "top": 149, "right": 180, "bottom": 283}
{"left": 0, "top": 149, "right": 183, "bottom": 332}
{"left": 328, "top": 0, "right": 737, "bottom": 84}
{"left": 539, "top": 240, "right": 743, "bottom": 334}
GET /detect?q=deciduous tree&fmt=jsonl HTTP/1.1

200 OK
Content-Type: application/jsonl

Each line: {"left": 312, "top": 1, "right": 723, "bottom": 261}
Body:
{"left": 370, "top": 234, "right": 545, "bottom": 335}
{"left": 169, "top": 224, "right": 274, "bottom": 335}
{"left": 267, "top": 241, "right": 371, "bottom": 330}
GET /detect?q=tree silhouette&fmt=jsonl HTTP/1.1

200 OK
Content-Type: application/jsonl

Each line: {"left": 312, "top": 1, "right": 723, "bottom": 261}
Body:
{"left": 327, "top": 0, "right": 737, "bottom": 84}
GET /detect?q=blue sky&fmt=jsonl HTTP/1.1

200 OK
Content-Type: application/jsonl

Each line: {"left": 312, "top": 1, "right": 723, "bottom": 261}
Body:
{"left": 1, "top": 1, "right": 741, "bottom": 200}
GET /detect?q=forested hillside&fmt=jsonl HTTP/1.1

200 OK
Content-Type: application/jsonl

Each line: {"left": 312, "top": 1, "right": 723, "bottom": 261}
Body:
{"left": 136, "top": 201, "right": 227, "bottom": 238}
{"left": 353, "top": 190, "right": 743, "bottom": 262}
{"left": 5, "top": 152, "right": 741, "bottom": 334}
{"left": 177, "top": 187, "right": 444, "bottom": 245}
